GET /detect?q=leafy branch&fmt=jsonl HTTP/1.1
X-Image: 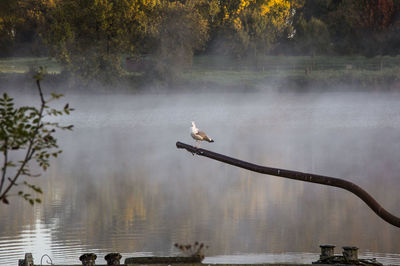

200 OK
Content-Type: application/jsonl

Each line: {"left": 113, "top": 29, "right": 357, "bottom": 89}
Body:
{"left": 0, "top": 67, "right": 74, "bottom": 205}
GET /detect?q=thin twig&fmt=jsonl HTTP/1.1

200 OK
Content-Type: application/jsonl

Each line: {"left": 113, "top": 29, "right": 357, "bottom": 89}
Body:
{"left": 37, "top": 79, "right": 46, "bottom": 104}
{"left": 0, "top": 136, "right": 8, "bottom": 194}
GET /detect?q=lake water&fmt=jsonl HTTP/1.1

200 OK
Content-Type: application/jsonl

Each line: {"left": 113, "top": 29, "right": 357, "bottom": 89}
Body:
{"left": 1, "top": 89, "right": 400, "bottom": 265}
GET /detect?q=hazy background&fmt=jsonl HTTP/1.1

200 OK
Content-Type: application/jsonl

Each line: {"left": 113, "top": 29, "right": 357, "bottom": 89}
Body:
{"left": 1, "top": 88, "right": 400, "bottom": 264}
{"left": 2, "top": 1, "right": 400, "bottom": 265}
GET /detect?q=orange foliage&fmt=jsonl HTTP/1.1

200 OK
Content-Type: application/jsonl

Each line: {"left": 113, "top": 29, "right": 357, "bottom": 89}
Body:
{"left": 360, "top": 0, "right": 395, "bottom": 31}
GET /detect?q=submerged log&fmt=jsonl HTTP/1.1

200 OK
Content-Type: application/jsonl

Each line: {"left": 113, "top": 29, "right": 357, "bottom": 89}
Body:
{"left": 125, "top": 255, "right": 203, "bottom": 264}
{"left": 176, "top": 141, "right": 400, "bottom": 228}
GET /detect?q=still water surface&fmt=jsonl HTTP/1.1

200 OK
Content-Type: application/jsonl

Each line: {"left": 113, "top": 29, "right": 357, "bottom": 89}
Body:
{"left": 1, "top": 90, "right": 400, "bottom": 265}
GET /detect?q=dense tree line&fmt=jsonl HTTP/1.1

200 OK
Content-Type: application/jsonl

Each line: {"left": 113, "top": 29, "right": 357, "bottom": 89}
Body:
{"left": 290, "top": 0, "right": 400, "bottom": 57}
{"left": 1, "top": 0, "right": 400, "bottom": 80}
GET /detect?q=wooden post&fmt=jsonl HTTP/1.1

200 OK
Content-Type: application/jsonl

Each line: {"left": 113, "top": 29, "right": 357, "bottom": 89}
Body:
{"left": 79, "top": 253, "right": 97, "bottom": 265}
{"left": 19, "top": 253, "right": 33, "bottom": 266}
{"left": 105, "top": 253, "right": 122, "bottom": 265}
{"left": 342, "top": 246, "right": 358, "bottom": 262}
{"left": 319, "top": 245, "right": 335, "bottom": 260}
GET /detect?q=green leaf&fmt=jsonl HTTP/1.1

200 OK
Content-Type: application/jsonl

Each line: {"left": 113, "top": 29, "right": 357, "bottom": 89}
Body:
{"left": 6, "top": 162, "right": 16, "bottom": 167}
{"left": 50, "top": 93, "right": 64, "bottom": 99}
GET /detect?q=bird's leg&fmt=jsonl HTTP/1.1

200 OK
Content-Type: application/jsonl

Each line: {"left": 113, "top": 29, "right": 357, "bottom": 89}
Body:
{"left": 195, "top": 140, "right": 200, "bottom": 148}
{"left": 191, "top": 141, "right": 198, "bottom": 155}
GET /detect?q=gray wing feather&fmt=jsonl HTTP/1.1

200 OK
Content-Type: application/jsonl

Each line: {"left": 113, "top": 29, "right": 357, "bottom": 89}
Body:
{"left": 198, "top": 131, "right": 212, "bottom": 142}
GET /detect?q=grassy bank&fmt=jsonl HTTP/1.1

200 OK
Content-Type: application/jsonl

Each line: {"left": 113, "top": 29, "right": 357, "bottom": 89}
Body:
{"left": 1, "top": 55, "right": 400, "bottom": 91}
{"left": 181, "top": 67, "right": 400, "bottom": 90}
{"left": 0, "top": 57, "right": 62, "bottom": 74}
{"left": 183, "top": 55, "right": 400, "bottom": 90}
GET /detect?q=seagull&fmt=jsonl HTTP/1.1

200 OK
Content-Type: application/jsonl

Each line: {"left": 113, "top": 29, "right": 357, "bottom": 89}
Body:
{"left": 191, "top": 121, "right": 214, "bottom": 147}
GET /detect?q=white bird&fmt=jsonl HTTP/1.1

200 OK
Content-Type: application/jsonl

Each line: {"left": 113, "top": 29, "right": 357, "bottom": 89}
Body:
{"left": 190, "top": 121, "right": 214, "bottom": 147}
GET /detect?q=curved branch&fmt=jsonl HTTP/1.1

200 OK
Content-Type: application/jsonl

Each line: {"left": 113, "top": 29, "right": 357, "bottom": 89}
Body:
{"left": 176, "top": 141, "right": 400, "bottom": 228}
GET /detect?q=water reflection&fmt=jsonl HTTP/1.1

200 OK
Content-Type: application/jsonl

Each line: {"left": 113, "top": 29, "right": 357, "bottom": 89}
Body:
{"left": 1, "top": 91, "right": 400, "bottom": 264}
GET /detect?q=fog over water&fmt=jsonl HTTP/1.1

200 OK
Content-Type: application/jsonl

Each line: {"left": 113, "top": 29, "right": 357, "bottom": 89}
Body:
{"left": 1, "top": 88, "right": 400, "bottom": 264}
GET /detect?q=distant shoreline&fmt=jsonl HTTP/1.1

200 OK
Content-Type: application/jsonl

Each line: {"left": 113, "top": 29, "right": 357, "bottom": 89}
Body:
{"left": 1, "top": 55, "right": 400, "bottom": 93}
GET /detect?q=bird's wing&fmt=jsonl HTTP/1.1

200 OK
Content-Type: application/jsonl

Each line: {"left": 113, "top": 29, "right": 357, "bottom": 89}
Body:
{"left": 197, "top": 131, "right": 211, "bottom": 141}
{"left": 192, "top": 133, "right": 203, "bottom": 140}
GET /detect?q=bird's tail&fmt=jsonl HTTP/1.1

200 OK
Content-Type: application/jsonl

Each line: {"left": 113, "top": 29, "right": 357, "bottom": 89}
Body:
{"left": 203, "top": 135, "right": 214, "bottom": 143}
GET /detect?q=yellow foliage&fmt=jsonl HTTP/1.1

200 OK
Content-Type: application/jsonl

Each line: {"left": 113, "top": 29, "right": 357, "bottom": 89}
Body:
{"left": 225, "top": 0, "right": 294, "bottom": 25}
{"left": 234, "top": 17, "right": 242, "bottom": 30}
{"left": 142, "top": 0, "right": 160, "bottom": 7}
{"left": 221, "top": 0, "right": 303, "bottom": 53}
{"left": 232, "top": 0, "right": 295, "bottom": 30}
{"left": 224, "top": 5, "right": 229, "bottom": 20}
{"left": 236, "top": 0, "right": 252, "bottom": 15}
{"left": 260, "top": 0, "right": 291, "bottom": 16}
{"left": 46, "top": 0, "right": 57, "bottom": 8}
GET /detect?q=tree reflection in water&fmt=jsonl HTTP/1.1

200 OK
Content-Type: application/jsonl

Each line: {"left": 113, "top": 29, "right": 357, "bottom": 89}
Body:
{"left": 1, "top": 92, "right": 400, "bottom": 264}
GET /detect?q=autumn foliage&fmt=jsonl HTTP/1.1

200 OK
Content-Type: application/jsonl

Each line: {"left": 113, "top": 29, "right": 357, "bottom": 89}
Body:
{"left": 2, "top": 0, "right": 400, "bottom": 79}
